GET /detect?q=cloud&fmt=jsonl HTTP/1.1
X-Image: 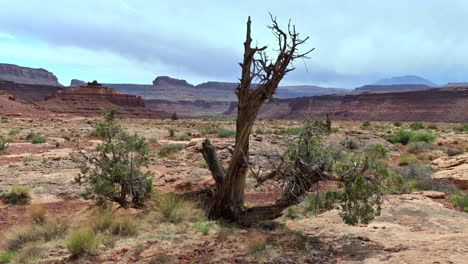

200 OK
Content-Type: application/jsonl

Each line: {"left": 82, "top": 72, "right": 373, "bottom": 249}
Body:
{"left": 1, "top": 0, "right": 468, "bottom": 87}
{"left": 0, "top": 32, "right": 14, "bottom": 40}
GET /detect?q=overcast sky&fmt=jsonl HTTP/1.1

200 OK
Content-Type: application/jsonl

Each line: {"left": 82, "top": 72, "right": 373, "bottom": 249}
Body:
{"left": 1, "top": 0, "right": 467, "bottom": 88}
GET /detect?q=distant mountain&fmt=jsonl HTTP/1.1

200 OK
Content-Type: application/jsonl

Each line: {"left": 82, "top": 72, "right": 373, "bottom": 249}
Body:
{"left": 70, "top": 77, "right": 347, "bottom": 101}
{"left": 374, "top": 75, "right": 436, "bottom": 86}
{"left": 353, "top": 84, "right": 432, "bottom": 94}
{"left": 0, "top": 63, "right": 62, "bottom": 87}
{"left": 278, "top": 85, "right": 349, "bottom": 98}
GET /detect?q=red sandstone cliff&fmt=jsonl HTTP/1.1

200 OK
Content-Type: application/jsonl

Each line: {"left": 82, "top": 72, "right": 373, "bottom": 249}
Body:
{"left": 223, "top": 87, "right": 468, "bottom": 122}
{"left": 0, "top": 63, "right": 62, "bottom": 86}
{"left": 41, "top": 81, "right": 157, "bottom": 118}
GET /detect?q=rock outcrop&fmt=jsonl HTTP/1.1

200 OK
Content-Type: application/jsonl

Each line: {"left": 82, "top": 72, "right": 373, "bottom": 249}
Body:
{"left": 0, "top": 79, "right": 64, "bottom": 101}
{"left": 70, "top": 79, "right": 87, "bottom": 87}
{"left": 42, "top": 81, "right": 157, "bottom": 118}
{"left": 153, "top": 76, "right": 193, "bottom": 88}
{"left": 432, "top": 154, "right": 468, "bottom": 189}
{"left": 0, "top": 63, "right": 62, "bottom": 86}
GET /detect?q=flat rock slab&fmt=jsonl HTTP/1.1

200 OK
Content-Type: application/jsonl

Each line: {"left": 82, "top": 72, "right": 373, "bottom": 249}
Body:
{"left": 287, "top": 194, "right": 468, "bottom": 264}
{"left": 432, "top": 154, "right": 468, "bottom": 189}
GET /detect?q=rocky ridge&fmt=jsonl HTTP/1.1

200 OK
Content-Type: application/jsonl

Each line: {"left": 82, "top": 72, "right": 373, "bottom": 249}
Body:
{"left": 0, "top": 63, "right": 62, "bottom": 86}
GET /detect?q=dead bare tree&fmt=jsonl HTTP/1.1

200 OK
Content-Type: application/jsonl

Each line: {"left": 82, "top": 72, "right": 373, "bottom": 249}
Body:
{"left": 197, "top": 15, "right": 314, "bottom": 224}
{"left": 193, "top": 16, "right": 396, "bottom": 225}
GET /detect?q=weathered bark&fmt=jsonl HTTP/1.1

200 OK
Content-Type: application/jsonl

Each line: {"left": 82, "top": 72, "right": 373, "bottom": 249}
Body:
{"left": 197, "top": 16, "right": 314, "bottom": 224}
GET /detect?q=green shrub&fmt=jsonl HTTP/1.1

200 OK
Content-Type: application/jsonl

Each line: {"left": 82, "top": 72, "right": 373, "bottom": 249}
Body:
{"left": 0, "top": 250, "right": 16, "bottom": 263}
{"left": 343, "top": 140, "right": 359, "bottom": 150}
{"left": 2, "top": 186, "right": 31, "bottom": 205}
{"left": 411, "top": 132, "right": 436, "bottom": 143}
{"left": 12, "top": 244, "right": 46, "bottom": 264}
{"left": 157, "top": 193, "right": 190, "bottom": 223}
{"left": 61, "top": 135, "right": 71, "bottom": 141}
{"left": 397, "top": 154, "right": 418, "bottom": 165}
{"left": 396, "top": 163, "right": 458, "bottom": 193}
{"left": 66, "top": 228, "right": 99, "bottom": 257}
{"left": 362, "top": 120, "right": 371, "bottom": 128}
{"left": 453, "top": 123, "right": 468, "bottom": 132}
{"left": 447, "top": 148, "right": 463, "bottom": 156}
{"left": 409, "top": 122, "right": 424, "bottom": 130}
{"left": 110, "top": 217, "right": 138, "bottom": 237}
{"left": 91, "top": 208, "right": 114, "bottom": 232}
{"left": 25, "top": 132, "right": 37, "bottom": 141}
{"left": 194, "top": 221, "right": 211, "bottom": 235}
{"left": 0, "top": 136, "right": 10, "bottom": 155}
{"left": 171, "top": 112, "right": 179, "bottom": 121}
{"left": 304, "top": 193, "right": 326, "bottom": 214}
{"left": 216, "top": 128, "right": 236, "bottom": 138}
{"left": 254, "top": 127, "right": 265, "bottom": 134}
{"left": 158, "top": 144, "right": 183, "bottom": 157}
{"left": 450, "top": 195, "right": 468, "bottom": 212}
{"left": 406, "top": 142, "right": 436, "bottom": 154}
{"left": 1, "top": 119, "right": 9, "bottom": 124}
{"left": 167, "top": 128, "right": 175, "bottom": 137}
{"left": 427, "top": 124, "right": 438, "bottom": 130}
{"left": 387, "top": 130, "right": 435, "bottom": 145}
{"left": 74, "top": 109, "right": 153, "bottom": 208}
{"left": 386, "top": 129, "right": 416, "bottom": 145}
{"left": 393, "top": 121, "right": 402, "bottom": 127}
{"left": 7, "top": 221, "right": 66, "bottom": 251}
{"left": 30, "top": 136, "right": 45, "bottom": 144}
{"left": 8, "top": 129, "right": 20, "bottom": 136}
{"left": 22, "top": 155, "right": 42, "bottom": 163}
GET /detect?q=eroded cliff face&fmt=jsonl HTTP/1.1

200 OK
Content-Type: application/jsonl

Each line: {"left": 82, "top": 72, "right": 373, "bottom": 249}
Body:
{"left": 0, "top": 79, "right": 63, "bottom": 101}
{"left": 0, "top": 64, "right": 62, "bottom": 86}
{"left": 252, "top": 87, "right": 468, "bottom": 122}
{"left": 41, "top": 82, "right": 157, "bottom": 118}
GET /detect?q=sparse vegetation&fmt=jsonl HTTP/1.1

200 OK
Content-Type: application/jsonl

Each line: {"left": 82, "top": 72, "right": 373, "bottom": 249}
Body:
{"left": 409, "top": 122, "right": 425, "bottom": 130}
{"left": 13, "top": 244, "right": 46, "bottom": 264}
{"left": 158, "top": 143, "right": 183, "bottom": 157}
{"left": 30, "top": 135, "right": 46, "bottom": 144}
{"left": 411, "top": 132, "right": 436, "bottom": 143}
{"left": 7, "top": 220, "right": 66, "bottom": 251}
{"left": 447, "top": 148, "right": 463, "bottom": 156}
{"left": 216, "top": 128, "right": 236, "bottom": 138}
{"left": 393, "top": 121, "right": 402, "bottom": 127}
{"left": 0, "top": 135, "right": 10, "bottom": 155}
{"left": 28, "top": 205, "right": 47, "bottom": 225}
{"left": 1, "top": 186, "right": 31, "bottom": 205}
{"left": 110, "top": 216, "right": 138, "bottom": 237}
{"left": 362, "top": 120, "right": 371, "bottom": 128}
{"left": 1, "top": 118, "right": 9, "bottom": 124}
{"left": 157, "top": 193, "right": 196, "bottom": 223}
{"left": 194, "top": 220, "right": 211, "bottom": 235}
{"left": 22, "top": 155, "right": 43, "bottom": 163}
{"left": 396, "top": 163, "right": 458, "bottom": 193}
{"left": 427, "top": 124, "right": 438, "bottom": 130}
{"left": 66, "top": 228, "right": 99, "bottom": 257}
{"left": 450, "top": 194, "right": 468, "bottom": 212}
{"left": 397, "top": 154, "right": 418, "bottom": 165}
{"left": 0, "top": 250, "right": 16, "bottom": 263}
{"left": 386, "top": 129, "right": 436, "bottom": 145}
{"left": 171, "top": 112, "right": 179, "bottom": 120}
{"left": 453, "top": 123, "right": 468, "bottom": 132}
{"left": 168, "top": 128, "right": 175, "bottom": 137}
{"left": 74, "top": 109, "right": 153, "bottom": 208}
{"left": 406, "top": 142, "right": 436, "bottom": 154}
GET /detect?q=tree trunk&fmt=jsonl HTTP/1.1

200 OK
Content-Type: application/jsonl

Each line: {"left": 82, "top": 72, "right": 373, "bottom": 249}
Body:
{"left": 196, "top": 16, "right": 313, "bottom": 225}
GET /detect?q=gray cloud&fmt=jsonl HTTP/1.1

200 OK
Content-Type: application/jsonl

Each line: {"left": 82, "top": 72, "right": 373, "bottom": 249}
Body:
{"left": 1, "top": 0, "right": 468, "bottom": 88}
